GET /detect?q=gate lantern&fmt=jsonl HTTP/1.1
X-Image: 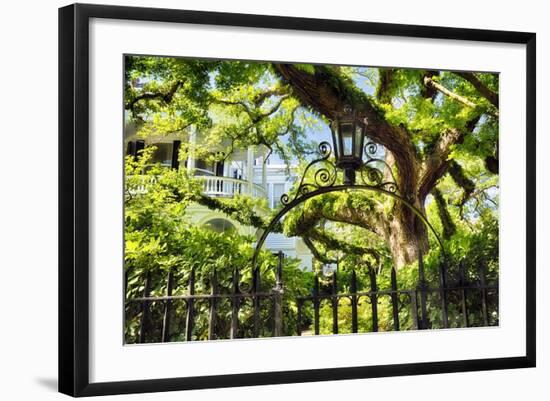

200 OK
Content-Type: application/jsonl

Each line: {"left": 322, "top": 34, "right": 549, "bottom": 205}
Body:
{"left": 330, "top": 105, "right": 368, "bottom": 185}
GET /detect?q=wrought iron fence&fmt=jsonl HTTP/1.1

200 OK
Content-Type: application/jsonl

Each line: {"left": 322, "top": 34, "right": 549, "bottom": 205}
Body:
{"left": 125, "top": 252, "right": 498, "bottom": 344}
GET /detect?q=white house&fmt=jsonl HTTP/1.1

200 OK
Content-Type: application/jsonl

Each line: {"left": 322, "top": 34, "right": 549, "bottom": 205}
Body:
{"left": 124, "top": 125, "right": 313, "bottom": 270}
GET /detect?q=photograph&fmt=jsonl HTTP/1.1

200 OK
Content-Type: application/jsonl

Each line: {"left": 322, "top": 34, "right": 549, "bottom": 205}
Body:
{"left": 54, "top": 2, "right": 537, "bottom": 396}
{"left": 123, "top": 55, "right": 500, "bottom": 344}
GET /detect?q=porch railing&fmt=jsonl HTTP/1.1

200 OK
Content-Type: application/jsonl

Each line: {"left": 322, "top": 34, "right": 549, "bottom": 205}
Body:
{"left": 126, "top": 174, "right": 267, "bottom": 199}
{"left": 199, "top": 176, "right": 267, "bottom": 198}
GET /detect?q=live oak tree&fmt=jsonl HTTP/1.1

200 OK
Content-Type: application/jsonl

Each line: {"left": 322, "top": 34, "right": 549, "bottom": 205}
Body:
{"left": 125, "top": 56, "right": 498, "bottom": 269}
{"left": 274, "top": 65, "right": 498, "bottom": 267}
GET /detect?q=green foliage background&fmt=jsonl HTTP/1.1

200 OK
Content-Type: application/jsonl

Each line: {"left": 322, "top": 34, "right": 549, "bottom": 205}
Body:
{"left": 123, "top": 56, "right": 499, "bottom": 343}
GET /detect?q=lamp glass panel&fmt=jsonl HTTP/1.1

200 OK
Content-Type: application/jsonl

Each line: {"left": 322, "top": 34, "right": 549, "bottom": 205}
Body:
{"left": 340, "top": 123, "right": 353, "bottom": 156}
{"left": 355, "top": 125, "right": 364, "bottom": 158}
{"left": 331, "top": 124, "right": 339, "bottom": 159}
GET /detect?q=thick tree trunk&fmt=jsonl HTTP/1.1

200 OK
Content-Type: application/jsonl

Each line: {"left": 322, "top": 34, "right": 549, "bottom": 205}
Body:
{"left": 386, "top": 220, "right": 425, "bottom": 267}
{"left": 383, "top": 198, "right": 429, "bottom": 268}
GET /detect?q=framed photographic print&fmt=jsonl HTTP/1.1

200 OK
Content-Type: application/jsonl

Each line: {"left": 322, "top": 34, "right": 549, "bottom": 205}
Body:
{"left": 58, "top": 3, "right": 536, "bottom": 397}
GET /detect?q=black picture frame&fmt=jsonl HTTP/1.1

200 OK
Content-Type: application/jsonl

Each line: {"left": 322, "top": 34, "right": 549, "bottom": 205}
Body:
{"left": 58, "top": 3, "right": 536, "bottom": 397}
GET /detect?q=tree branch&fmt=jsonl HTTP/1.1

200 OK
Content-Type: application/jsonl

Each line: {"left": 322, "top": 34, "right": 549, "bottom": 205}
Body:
{"left": 253, "top": 87, "right": 289, "bottom": 106}
{"left": 193, "top": 193, "right": 278, "bottom": 231}
{"left": 253, "top": 95, "right": 290, "bottom": 122}
{"left": 273, "top": 64, "right": 420, "bottom": 199}
{"left": 423, "top": 76, "right": 498, "bottom": 118}
{"left": 454, "top": 72, "right": 499, "bottom": 108}
{"left": 418, "top": 116, "right": 480, "bottom": 200}
{"left": 307, "top": 228, "right": 380, "bottom": 262}
{"left": 214, "top": 98, "right": 252, "bottom": 114}
{"left": 376, "top": 68, "right": 396, "bottom": 103}
{"left": 420, "top": 70, "right": 440, "bottom": 100}
{"left": 290, "top": 194, "right": 386, "bottom": 237}
{"left": 448, "top": 160, "right": 476, "bottom": 207}
{"left": 432, "top": 187, "right": 456, "bottom": 239}
{"left": 213, "top": 87, "right": 290, "bottom": 122}
{"left": 125, "top": 80, "right": 184, "bottom": 111}
{"left": 302, "top": 236, "right": 336, "bottom": 264}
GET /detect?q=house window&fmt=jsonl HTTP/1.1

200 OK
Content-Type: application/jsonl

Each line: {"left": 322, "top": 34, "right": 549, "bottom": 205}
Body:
{"left": 195, "top": 158, "right": 214, "bottom": 175}
{"left": 150, "top": 143, "right": 173, "bottom": 166}
{"left": 126, "top": 140, "right": 181, "bottom": 169}
{"left": 272, "top": 183, "right": 285, "bottom": 208}
{"left": 126, "top": 140, "right": 145, "bottom": 158}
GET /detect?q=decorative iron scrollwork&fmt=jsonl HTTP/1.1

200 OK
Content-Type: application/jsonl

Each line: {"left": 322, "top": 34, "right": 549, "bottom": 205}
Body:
{"left": 279, "top": 140, "right": 400, "bottom": 207}
{"left": 358, "top": 141, "right": 400, "bottom": 193}
{"left": 280, "top": 141, "right": 337, "bottom": 206}
{"left": 252, "top": 139, "right": 446, "bottom": 272}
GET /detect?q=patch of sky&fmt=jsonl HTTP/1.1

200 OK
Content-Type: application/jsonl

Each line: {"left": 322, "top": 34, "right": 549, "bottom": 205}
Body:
{"left": 269, "top": 66, "right": 384, "bottom": 167}
{"left": 350, "top": 67, "right": 377, "bottom": 96}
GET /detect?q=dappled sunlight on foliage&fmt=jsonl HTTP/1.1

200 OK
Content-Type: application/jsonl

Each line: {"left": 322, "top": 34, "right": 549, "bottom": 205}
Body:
{"left": 123, "top": 56, "right": 499, "bottom": 342}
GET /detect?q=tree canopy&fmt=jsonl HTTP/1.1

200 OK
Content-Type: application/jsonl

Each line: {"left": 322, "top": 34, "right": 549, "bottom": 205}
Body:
{"left": 125, "top": 56, "right": 498, "bottom": 268}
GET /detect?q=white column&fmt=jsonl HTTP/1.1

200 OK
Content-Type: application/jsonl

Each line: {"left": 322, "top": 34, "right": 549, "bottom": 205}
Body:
{"left": 187, "top": 128, "right": 196, "bottom": 174}
{"left": 262, "top": 154, "right": 267, "bottom": 193}
{"left": 223, "top": 158, "right": 229, "bottom": 177}
{"left": 247, "top": 145, "right": 255, "bottom": 194}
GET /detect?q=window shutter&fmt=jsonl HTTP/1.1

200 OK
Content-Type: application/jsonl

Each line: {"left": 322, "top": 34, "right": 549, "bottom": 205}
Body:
{"left": 171, "top": 140, "right": 181, "bottom": 169}
{"left": 126, "top": 141, "right": 136, "bottom": 156}
{"left": 135, "top": 140, "right": 145, "bottom": 159}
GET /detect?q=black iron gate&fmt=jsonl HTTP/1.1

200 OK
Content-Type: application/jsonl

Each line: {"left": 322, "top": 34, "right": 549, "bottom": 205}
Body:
{"left": 126, "top": 251, "right": 498, "bottom": 344}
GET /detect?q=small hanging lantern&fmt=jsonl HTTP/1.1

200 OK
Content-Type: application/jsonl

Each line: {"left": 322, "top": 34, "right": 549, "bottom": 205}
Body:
{"left": 330, "top": 105, "right": 368, "bottom": 185}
